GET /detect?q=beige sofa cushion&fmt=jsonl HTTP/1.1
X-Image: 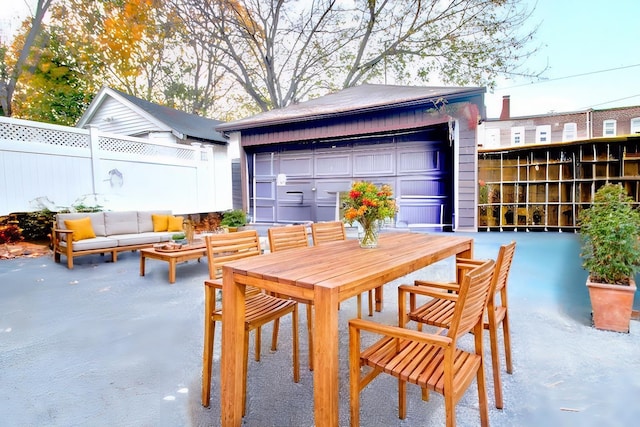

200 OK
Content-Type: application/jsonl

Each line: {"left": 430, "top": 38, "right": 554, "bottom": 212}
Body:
{"left": 104, "top": 211, "right": 139, "bottom": 236}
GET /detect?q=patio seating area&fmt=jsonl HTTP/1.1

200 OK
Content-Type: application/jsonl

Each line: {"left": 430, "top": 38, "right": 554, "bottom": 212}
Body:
{"left": 1, "top": 230, "right": 639, "bottom": 426}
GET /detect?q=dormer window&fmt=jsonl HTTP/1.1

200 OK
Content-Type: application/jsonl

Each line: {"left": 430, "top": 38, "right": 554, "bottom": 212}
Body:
{"left": 511, "top": 126, "right": 524, "bottom": 145}
{"left": 536, "top": 125, "right": 551, "bottom": 144}
{"left": 562, "top": 123, "right": 577, "bottom": 141}
{"left": 603, "top": 119, "right": 616, "bottom": 136}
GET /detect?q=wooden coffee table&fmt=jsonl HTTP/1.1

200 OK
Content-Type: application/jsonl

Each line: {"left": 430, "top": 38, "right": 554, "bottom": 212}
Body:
{"left": 140, "top": 241, "right": 207, "bottom": 284}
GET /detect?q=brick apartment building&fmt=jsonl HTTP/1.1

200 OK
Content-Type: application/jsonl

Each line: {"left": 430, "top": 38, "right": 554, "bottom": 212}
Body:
{"left": 479, "top": 95, "right": 640, "bottom": 148}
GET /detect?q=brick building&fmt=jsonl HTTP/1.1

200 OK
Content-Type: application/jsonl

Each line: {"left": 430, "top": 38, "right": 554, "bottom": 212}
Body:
{"left": 479, "top": 96, "right": 640, "bottom": 148}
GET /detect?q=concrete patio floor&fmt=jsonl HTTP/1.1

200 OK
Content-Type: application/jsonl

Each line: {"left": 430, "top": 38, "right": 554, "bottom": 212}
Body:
{"left": 1, "top": 230, "right": 639, "bottom": 426}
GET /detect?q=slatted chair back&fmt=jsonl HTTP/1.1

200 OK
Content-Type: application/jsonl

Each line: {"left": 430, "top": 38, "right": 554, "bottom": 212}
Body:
{"left": 205, "top": 229, "right": 262, "bottom": 280}
{"left": 267, "top": 225, "right": 309, "bottom": 252}
{"left": 311, "top": 221, "right": 346, "bottom": 245}
{"left": 201, "top": 229, "right": 299, "bottom": 411}
{"left": 447, "top": 259, "right": 496, "bottom": 340}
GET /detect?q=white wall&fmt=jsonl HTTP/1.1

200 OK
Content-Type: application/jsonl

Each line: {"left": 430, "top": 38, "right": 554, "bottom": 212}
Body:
{"left": 0, "top": 117, "right": 232, "bottom": 215}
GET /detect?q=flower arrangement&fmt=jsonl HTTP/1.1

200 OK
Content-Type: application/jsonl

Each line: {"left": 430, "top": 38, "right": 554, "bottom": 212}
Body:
{"left": 343, "top": 181, "right": 398, "bottom": 247}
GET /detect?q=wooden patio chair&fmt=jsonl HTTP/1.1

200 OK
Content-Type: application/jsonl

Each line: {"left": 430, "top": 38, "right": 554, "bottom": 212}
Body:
{"left": 311, "top": 221, "right": 374, "bottom": 318}
{"left": 349, "top": 259, "right": 495, "bottom": 426}
{"left": 398, "top": 241, "right": 516, "bottom": 409}
{"left": 201, "top": 230, "right": 299, "bottom": 414}
{"left": 267, "top": 225, "right": 314, "bottom": 371}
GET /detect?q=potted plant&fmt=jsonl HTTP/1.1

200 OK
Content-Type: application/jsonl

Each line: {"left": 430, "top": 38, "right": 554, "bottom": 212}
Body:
{"left": 578, "top": 183, "right": 640, "bottom": 332}
{"left": 220, "top": 209, "right": 247, "bottom": 232}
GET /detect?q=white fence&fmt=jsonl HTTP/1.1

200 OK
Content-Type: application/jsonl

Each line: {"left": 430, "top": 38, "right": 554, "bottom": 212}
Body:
{"left": 0, "top": 117, "right": 232, "bottom": 215}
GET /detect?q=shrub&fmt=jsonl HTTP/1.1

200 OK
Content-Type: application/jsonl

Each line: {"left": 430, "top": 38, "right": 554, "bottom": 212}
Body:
{"left": 0, "top": 224, "right": 23, "bottom": 244}
{"left": 578, "top": 183, "right": 640, "bottom": 284}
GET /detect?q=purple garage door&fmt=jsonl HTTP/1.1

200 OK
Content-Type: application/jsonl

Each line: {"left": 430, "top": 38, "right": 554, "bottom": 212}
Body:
{"left": 251, "top": 134, "right": 452, "bottom": 227}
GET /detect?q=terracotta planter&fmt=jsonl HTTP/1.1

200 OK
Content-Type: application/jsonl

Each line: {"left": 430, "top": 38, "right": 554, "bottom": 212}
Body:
{"left": 586, "top": 276, "right": 637, "bottom": 333}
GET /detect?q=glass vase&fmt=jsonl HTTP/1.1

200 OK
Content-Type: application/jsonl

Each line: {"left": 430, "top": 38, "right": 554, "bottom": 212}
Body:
{"left": 358, "top": 220, "right": 380, "bottom": 249}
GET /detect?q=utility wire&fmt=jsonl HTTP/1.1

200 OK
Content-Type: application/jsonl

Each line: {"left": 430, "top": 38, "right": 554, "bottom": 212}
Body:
{"left": 583, "top": 93, "right": 640, "bottom": 109}
{"left": 497, "top": 63, "right": 640, "bottom": 90}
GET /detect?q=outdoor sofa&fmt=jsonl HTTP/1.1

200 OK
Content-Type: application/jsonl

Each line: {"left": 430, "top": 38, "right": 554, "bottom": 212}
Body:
{"left": 52, "top": 210, "right": 184, "bottom": 269}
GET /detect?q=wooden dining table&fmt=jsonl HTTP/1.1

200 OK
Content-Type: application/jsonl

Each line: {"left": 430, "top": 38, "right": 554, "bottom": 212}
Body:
{"left": 220, "top": 232, "right": 474, "bottom": 427}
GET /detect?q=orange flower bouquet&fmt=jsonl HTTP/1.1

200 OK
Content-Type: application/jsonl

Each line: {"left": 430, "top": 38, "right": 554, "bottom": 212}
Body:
{"left": 343, "top": 181, "right": 398, "bottom": 248}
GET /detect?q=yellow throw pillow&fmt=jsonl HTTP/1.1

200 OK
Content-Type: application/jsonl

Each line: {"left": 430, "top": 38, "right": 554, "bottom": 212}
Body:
{"left": 167, "top": 215, "right": 184, "bottom": 232}
{"left": 152, "top": 214, "right": 169, "bottom": 232}
{"left": 64, "top": 217, "right": 96, "bottom": 241}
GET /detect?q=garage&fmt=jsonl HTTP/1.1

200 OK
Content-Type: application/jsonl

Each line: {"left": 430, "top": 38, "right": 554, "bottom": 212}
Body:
{"left": 249, "top": 126, "right": 452, "bottom": 227}
{"left": 217, "top": 84, "right": 485, "bottom": 231}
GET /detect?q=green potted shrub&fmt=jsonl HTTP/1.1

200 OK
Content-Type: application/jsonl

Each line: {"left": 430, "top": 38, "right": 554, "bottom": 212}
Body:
{"left": 578, "top": 183, "right": 640, "bottom": 332}
{"left": 220, "top": 209, "right": 247, "bottom": 232}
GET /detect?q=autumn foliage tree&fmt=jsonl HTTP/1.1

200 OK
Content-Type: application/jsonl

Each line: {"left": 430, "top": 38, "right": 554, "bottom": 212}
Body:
{"left": 173, "top": 0, "right": 540, "bottom": 112}
{"left": 3, "top": 0, "right": 540, "bottom": 123}
{"left": 0, "top": 0, "right": 53, "bottom": 118}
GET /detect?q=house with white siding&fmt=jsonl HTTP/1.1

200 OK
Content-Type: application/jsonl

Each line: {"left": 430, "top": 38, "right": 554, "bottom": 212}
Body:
{"left": 77, "top": 86, "right": 228, "bottom": 147}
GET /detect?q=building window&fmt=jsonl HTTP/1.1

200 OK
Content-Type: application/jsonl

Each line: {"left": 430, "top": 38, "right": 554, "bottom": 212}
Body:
{"left": 562, "top": 123, "right": 577, "bottom": 141}
{"left": 535, "top": 125, "right": 551, "bottom": 144}
{"left": 511, "top": 126, "right": 525, "bottom": 145}
{"left": 631, "top": 117, "right": 640, "bottom": 134}
{"left": 603, "top": 119, "right": 616, "bottom": 136}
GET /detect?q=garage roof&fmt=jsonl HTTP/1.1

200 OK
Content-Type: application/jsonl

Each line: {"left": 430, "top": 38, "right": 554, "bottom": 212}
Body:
{"left": 217, "top": 84, "right": 485, "bottom": 132}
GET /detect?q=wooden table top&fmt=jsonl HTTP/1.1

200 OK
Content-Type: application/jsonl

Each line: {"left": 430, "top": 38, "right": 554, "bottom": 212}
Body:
{"left": 226, "top": 232, "right": 473, "bottom": 301}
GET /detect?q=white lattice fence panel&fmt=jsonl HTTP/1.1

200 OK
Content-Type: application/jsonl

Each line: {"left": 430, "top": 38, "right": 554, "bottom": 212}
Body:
{"left": 0, "top": 119, "right": 88, "bottom": 148}
{"left": 98, "top": 135, "right": 195, "bottom": 160}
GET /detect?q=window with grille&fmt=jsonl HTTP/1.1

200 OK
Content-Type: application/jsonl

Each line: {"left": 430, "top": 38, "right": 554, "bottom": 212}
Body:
{"left": 511, "top": 126, "right": 524, "bottom": 145}
{"left": 536, "top": 125, "right": 551, "bottom": 143}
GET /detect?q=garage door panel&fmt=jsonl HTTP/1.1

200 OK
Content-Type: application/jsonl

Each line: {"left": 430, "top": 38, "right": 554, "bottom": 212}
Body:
{"left": 255, "top": 180, "right": 275, "bottom": 199}
{"left": 314, "top": 179, "right": 352, "bottom": 202}
{"left": 315, "top": 205, "right": 339, "bottom": 222}
{"left": 315, "top": 153, "right": 352, "bottom": 177}
{"left": 397, "top": 199, "right": 446, "bottom": 226}
{"left": 280, "top": 153, "right": 313, "bottom": 177}
{"left": 353, "top": 151, "right": 394, "bottom": 176}
{"left": 256, "top": 205, "right": 275, "bottom": 222}
{"left": 255, "top": 153, "right": 275, "bottom": 177}
{"left": 397, "top": 177, "right": 446, "bottom": 197}
{"left": 398, "top": 148, "right": 442, "bottom": 173}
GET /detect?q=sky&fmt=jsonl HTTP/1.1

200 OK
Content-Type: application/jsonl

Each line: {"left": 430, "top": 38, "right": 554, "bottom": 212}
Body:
{"left": 483, "top": 0, "right": 640, "bottom": 118}
{"left": 2, "top": 0, "right": 639, "bottom": 119}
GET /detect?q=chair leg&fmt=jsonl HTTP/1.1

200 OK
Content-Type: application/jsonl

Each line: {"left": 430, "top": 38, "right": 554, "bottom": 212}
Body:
{"left": 254, "top": 326, "right": 262, "bottom": 362}
{"left": 201, "top": 287, "right": 216, "bottom": 407}
{"left": 271, "top": 318, "right": 281, "bottom": 351}
{"left": 398, "top": 379, "right": 407, "bottom": 419}
{"left": 503, "top": 313, "right": 513, "bottom": 374}
{"left": 488, "top": 313, "right": 503, "bottom": 409}
{"left": 306, "top": 304, "right": 313, "bottom": 371}
{"left": 477, "top": 357, "right": 490, "bottom": 427}
{"left": 292, "top": 305, "right": 300, "bottom": 383}
{"left": 201, "top": 318, "right": 215, "bottom": 407}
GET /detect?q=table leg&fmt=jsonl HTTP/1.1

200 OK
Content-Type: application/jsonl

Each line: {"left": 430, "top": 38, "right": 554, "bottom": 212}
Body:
{"left": 140, "top": 253, "right": 146, "bottom": 277}
{"left": 374, "top": 286, "right": 383, "bottom": 312}
{"left": 221, "top": 267, "right": 246, "bottom": 427}
{"left": 313, "top": 286, "right": 340, "bottom": 427}
{"left": 168, "top": 259, "right": 177, "bottom": 284}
